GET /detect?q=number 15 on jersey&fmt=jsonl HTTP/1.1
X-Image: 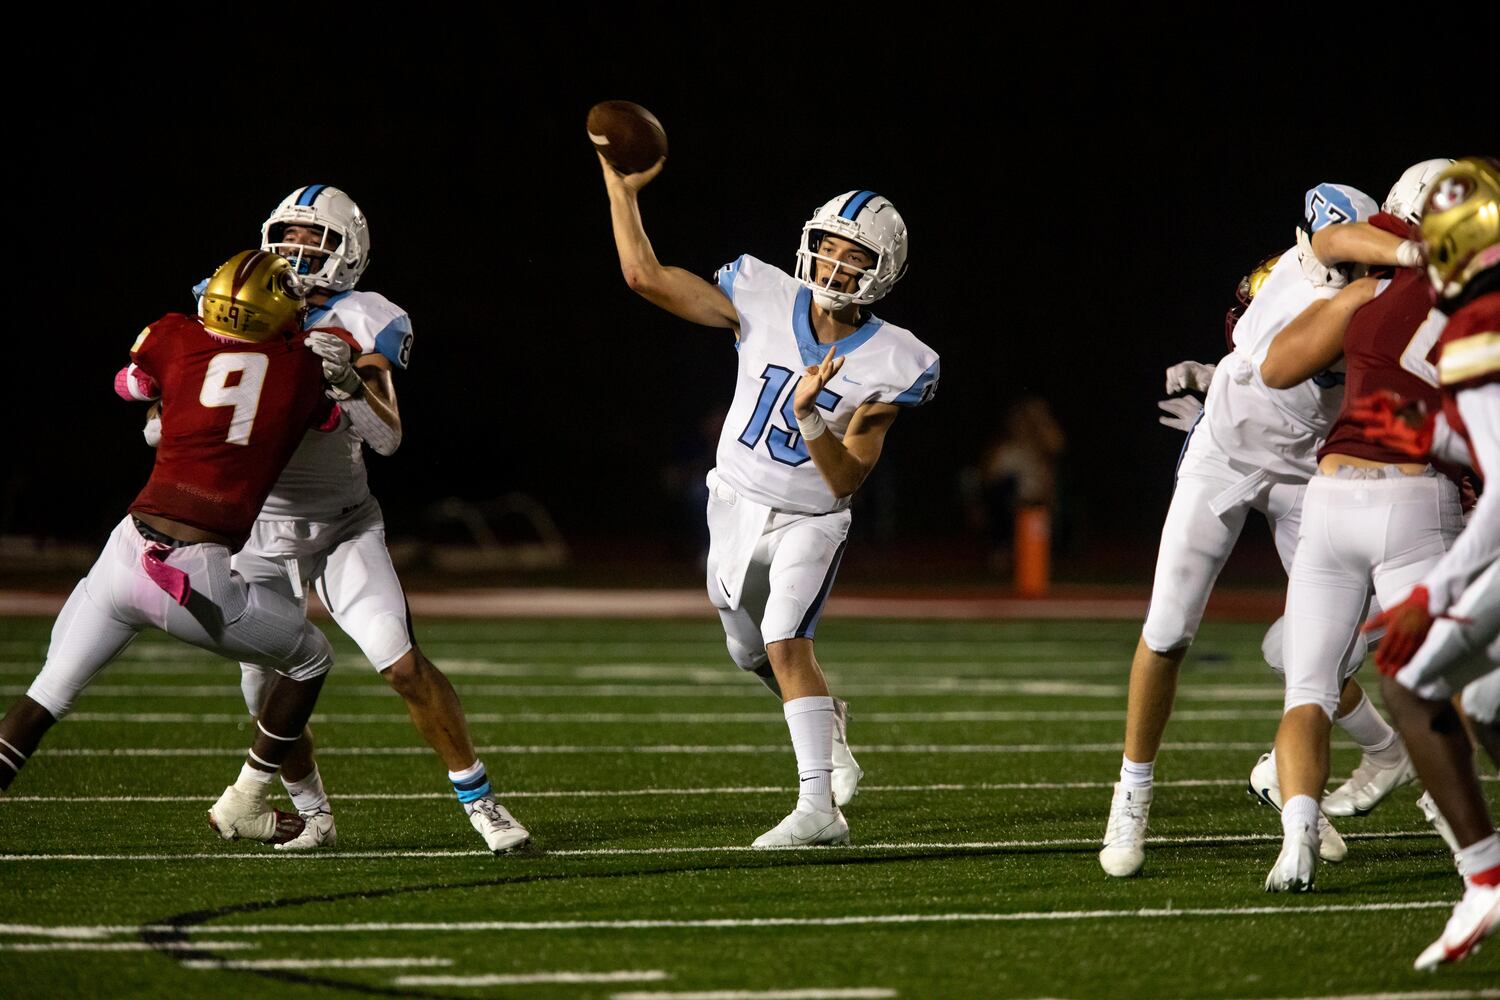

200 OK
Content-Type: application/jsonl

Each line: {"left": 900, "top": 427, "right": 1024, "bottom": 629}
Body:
{"left": 737, "top": 363, "right": 841, "bottom": 467}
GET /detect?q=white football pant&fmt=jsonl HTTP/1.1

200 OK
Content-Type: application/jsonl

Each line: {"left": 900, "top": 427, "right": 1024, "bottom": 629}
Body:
{"left": 27, "top": 516, "right": 332, "bottom": 720}
{"left": 1284, "top": 471, "right": 1463, "bottom": 718}
{"left": 705, "top": 471, "right": 850, "bottom": 671}
{"left": 234, "top": 497, "right": 413, "bottom": 714}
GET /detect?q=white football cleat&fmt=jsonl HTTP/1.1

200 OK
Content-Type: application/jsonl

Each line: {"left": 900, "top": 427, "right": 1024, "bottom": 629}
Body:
{"left": 831, "top": 697, "right": 863, "bottom": 808}
{"left": 752, "top": 805, "right": 850, "bottom": 848}
{"left": 468, "top": 798, "right": 530, "bottom": 854}
{"left": 274, "top": 811, "right": 337, "bottom": 851}
{"left": 1322, "top": 745, "right": 1417, "bottom": 817}
{"left": 1414, "top": 882, "right": 1500, "bottom": 970}
{"left": 1247, "top": 753, "right": 1345, "bottom": 863}
{"left": 1099, "top": 782, "right": 1151, "bottom": 877}
{"left": 207, "top": 784, "right": 304, "bottom": 845}
{"left": 1265, "top": 824, "right": 1319, "bottom": 892}
{"left": 1416, "top": 791, "right": 1463, "bottom": 857}
{"left": 1247, "top": 751, "right": 1282, "bottom": 809}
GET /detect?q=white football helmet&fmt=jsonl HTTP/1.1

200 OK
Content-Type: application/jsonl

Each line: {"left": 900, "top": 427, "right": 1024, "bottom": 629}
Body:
{"left": 795, "top": 191, "right": 908, "bottom": 310}
{"left": 1383, "top": 159, "right": 1454, "bottom": 225}
{"left": 260, "top": 185, "right": 371, "bottom": 293}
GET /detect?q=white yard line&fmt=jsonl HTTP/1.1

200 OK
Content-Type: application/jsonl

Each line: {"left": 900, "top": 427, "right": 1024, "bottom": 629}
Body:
{"left": 0, "top": 899, "right": 1458, "bottom": 940}
{"left": 1236, "top": 993, "right": 1500, "bottom": 1000}
{"left": 57, "top": 709, "right": 1284, "bottom": 724}
{"left": 0, "top": 941, "right": 258, "bottom": 952}
{"left": 31, "top": 742, "right": 1279, "bottom": 758}
{"left": 182, "top": 957, "right": 451, "bottom": 970}
{"left": 0, "top": 682, "right": 1283, "bottom": 701}
{"left": 0, "top": 830, "right": 1440, "bottom": 865}
{"left": 16, "top": 776, "right": 1479, "bottom": 805}
{"left": 610, "top": 991, "right": 896, "bottom": 1000}
{"left": 397, "top": 971, "right": 671, "bottom": 986}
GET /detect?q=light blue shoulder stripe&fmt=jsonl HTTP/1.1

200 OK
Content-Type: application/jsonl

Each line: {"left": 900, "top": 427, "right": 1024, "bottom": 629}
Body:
{"left": 892, "top": 358, "right": 941, "bottom": 407}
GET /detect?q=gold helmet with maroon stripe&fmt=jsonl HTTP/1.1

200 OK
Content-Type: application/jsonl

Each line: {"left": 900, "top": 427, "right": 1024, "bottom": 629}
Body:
{"left": 199, "top": 250, "right": 306, "bottom": 342}
{"left": 1421, "top": 156, "right": 1500, "bottom": 300}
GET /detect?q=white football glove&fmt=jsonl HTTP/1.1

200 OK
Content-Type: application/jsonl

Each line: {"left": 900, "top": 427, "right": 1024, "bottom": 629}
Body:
{"left": 1296, "top": 227, "right": 1350, "bottom": 289}
{"left": 306, "top": 331, "right": 363, "bottom": 400}
{"left": 1164, "top": 360, "right": 1216, "bottom": 394}
{"left": 1395, "top": 239, "right": 1424, "bottom": 269}
{"left": 143, "top": 414, "right": 162, "bottom": 447}
{"left": 1158, "top": 395, "right": 1204, "bottom": 433}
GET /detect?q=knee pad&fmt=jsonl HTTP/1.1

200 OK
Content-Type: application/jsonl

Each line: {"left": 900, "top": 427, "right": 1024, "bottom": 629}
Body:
{"left": 278, "top": 626, "right": 334, "bottom": 681}
{"left": 24, "top": 679, "right": 73, "bottom": 722}
{"left": 239, "top": 662, "right": 271, "bottom": 714}
{"left": 1141, "top": 598, "right": 1195, "bottom": 654}
{"left": 1461, "top": 671, "right": 1500, "bottom": 726}
{"left": 1261, "top": 617, "right": 1286, "bottom": 677}
{"left": 354, "top": 611, "right": 413, "bottom": 672}
{"left": 725, "top": 633, "right": 768, "bottom": 673}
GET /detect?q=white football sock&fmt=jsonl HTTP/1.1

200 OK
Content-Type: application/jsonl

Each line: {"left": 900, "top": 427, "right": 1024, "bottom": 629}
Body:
{"left": 1282, "top": 795, "right": 1320, "bottom": 839}
{"left": 282, "top": 765, "right": 330, "bottom": 816}
{"left": 1458, "top": 833, "right": 1500, "bottom": 884}
{"left": 235, "top": 762, "right": 275, "bottom": 794}
{"left": 1334, "top": 693, "right": 1399, "bottom": 757}
{"left": 1119, "top": 756, "right": 1154, "bottom": 788}
{"left": 784, "top": 696, "right": 835, "bottom": 812}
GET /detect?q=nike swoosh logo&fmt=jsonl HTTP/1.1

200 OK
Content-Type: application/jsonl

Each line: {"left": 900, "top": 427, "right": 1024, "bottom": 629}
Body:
{"left": 718, "top": 576, "right": 733, "bottom": 602}
{"left": 588, "top": 131, "right": 610, "bottom": 146}
{"left": 840, "top": 375, "right": 862, "bottom": 384}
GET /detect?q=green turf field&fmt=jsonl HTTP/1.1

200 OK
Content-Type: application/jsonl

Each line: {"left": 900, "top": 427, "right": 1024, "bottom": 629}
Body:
{"left": 0, "top": 616, "right": 1495, "bottom": 1000}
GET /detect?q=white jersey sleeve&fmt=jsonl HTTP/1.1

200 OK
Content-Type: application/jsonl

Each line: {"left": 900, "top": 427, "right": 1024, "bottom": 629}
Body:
{"left": 308, "top": 291, "right": 413, "bottom": 370}
{"left": 712, "top": 256, "right": 939, "bottom": 514}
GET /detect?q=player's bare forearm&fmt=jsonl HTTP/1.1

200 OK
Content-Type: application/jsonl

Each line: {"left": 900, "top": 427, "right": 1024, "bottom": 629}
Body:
{"left": 343, "top": 357, "right": 401, "bottom": 456}
{"left": 1311, "top": 222, "right": 1415, "bottom": 269}
{"left": 806, "top": 404, "right": 896, "bottom": 499}
{"left": 1261, "top": 278, "right": 1377, "bottom": 388}
{"left": 601, "top": 156, "right": 737, "bottom": 329}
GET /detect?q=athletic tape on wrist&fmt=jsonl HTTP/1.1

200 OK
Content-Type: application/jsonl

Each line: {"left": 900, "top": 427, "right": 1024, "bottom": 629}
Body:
{"left": 796, "top": 409, "right": 827, "bottom": 441}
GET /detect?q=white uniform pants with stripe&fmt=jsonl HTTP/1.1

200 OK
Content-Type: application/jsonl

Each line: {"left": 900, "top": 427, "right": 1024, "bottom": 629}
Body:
{"left": 27, "top": 516, "right": 333, "bottom": 720}
{"left": 1284, "top": 471, "right": 1463, "bottom": 718}
{"left": 704, "top": 471, "right": 851, "bottom": 672}
{"left": 232, "top": 496, "right": 413, "bottom": 714}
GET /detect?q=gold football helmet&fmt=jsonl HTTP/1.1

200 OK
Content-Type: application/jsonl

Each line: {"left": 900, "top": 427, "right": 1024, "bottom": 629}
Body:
{"left": 199, "top": 250, "right": 306, "bottom": 341}
{"left": 1421, "top": 157, "right": 1499, "bottom": 300}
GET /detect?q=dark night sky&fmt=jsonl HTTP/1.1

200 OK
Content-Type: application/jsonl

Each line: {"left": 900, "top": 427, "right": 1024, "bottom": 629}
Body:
{"left": 9, "top": 18, "right": 1493, "bottom": 571}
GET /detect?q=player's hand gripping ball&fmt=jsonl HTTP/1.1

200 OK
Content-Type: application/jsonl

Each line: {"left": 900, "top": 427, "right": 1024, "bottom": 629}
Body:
{"left": 587, "top": 100, "right": 667, "bottom": 175}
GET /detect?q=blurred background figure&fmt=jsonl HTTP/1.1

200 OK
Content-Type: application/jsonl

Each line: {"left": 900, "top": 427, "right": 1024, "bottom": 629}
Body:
{"left": 963, "top": 396, "right": 1066, "bottom": 580}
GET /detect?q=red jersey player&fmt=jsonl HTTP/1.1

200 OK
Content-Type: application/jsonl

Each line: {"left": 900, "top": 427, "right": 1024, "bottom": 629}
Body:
{"left": 1355, "top": 157, "right": 1500, "bottom": 970}
{"left": 0, "top": 250, "right": 350, "bottom": 846}
{"left": 1259, "top": 207, "right": 1465, "bottom": 892}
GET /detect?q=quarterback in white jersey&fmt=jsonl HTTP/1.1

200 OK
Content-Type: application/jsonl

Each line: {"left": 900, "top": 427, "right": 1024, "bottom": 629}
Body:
{"left": 171, "top": 185, "right": 529, "bottom": 854}
{"left": 601, "top": 156, "right": 938, "bottom": 848}
{"left": 1100, "top": 178, "right": 1443, "bottom": 879}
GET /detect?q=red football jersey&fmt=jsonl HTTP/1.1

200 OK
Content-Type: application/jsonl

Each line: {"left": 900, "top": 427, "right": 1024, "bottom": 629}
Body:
{"left": 1432, "top": 291, "right": 1500, "bottom": 479}
{"left": 1319, "top": 215, "right": 1450, "bottom": 467}
{"left": 126, "top": 313, "right": 339, "bottom": 543}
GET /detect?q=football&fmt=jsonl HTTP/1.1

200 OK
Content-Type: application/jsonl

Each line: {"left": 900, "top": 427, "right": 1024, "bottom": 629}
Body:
{"left": 587, "top": 100, "right": 668, "bottom": 175}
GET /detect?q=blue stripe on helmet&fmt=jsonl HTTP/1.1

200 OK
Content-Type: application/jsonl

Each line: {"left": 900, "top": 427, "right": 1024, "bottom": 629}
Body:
{"left": 839, "top": 190, "right": 877, "bottom": 220}
{"left": 296, "top": 184, "right": 327, "bottom": 207}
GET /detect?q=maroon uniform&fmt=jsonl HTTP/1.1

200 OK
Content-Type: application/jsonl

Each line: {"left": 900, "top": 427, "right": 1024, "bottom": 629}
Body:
{"left": 1319, "top": 214, "right": 1451, "bottom": 472}
{"left": 1430, "top": 292, "right": 1500, "bottom": 478}
{"left": 126, "top": 313, "right": 340, "bottom": 545}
